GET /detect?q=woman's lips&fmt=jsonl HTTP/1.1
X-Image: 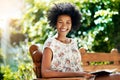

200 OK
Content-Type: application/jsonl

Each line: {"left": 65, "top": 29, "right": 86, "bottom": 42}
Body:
{"left": 60, "top": 28, "right": 68, "bottom": 32}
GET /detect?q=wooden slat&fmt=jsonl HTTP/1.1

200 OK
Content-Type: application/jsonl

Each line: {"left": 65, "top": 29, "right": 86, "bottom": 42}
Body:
{"left": 82, "top": 53, "right": 120, "bottom": 62}
{"left": 35, "top": 77, "right": 85, "bottom": 80}
{"left": 82, "top": 65, "right": 120, "bottom": 72}
{"left": 35, "top": 74, "right": 120, "bottom": 80}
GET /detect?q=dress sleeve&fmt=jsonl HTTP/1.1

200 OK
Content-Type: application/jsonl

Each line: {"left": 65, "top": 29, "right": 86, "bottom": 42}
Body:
{"left": 42, "top": 37, "right": 53, "bottom": 52}
{"left": 73, "top": 39, "right": 79, "bottom": 50}
{"left": 73, "top": 39, "right": 82, "bottom": 60}
{"left": 43, "top": 38, "right": 52, "bottom": 48}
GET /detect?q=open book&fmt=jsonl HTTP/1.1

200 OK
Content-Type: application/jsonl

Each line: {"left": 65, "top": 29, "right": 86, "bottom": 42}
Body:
{"left": 90, "top": 69, "right": 117, "bottom": 76}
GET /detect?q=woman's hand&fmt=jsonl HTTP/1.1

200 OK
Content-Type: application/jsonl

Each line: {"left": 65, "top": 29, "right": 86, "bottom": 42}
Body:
{"left": 83, "top": 72, "right": 95, "bottom": 79}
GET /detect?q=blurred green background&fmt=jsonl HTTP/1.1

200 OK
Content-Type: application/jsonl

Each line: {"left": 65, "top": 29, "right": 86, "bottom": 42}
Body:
{"left": 0, "top": 0, "right": 120, "bottom": 79}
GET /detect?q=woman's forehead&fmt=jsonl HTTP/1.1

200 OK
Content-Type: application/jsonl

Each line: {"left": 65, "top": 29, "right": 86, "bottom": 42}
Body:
{"left": 57, "top": 15, "right": 71, "bottom": 20}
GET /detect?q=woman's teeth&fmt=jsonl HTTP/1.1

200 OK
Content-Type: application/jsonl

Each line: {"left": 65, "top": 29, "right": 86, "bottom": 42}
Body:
{"left": 60, "top": 29, "right": 67, "bottom": 31}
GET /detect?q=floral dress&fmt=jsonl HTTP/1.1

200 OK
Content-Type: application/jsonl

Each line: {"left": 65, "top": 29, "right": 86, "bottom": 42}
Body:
{"left": 43, "top": 36, "right": 83, "bottom": 72}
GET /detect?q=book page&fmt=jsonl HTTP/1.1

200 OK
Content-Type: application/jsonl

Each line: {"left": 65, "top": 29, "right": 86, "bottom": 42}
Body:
{"left": 90, "top": 68, "right": 117, "bottom": 76}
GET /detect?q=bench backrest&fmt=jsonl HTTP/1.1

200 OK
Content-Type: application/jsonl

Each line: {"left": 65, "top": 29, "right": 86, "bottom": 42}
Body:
{"left": 80, "top": 48, "right": 120, "bottom": 72}
{"left": 29, "top": 45, "right": 42, "bottom": 78}
{"left": 29, "top": 45, "right": 120, "bottom": 78}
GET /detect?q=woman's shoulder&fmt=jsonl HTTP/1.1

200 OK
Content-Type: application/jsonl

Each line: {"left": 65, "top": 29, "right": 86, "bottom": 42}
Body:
{"left": 70, "top": 38, "right": 77, "bottom": 43}
{"left": 44, "top": 37, "right": 53, "bottom": 44}
{"left": 45, "top": 37, "right": 53, "bottom": 42}
{"left": 43, "top": 37, "right": 54, "bottom": 51}
{"left": 44, "top": 36, "right": 56, "bottom": 46}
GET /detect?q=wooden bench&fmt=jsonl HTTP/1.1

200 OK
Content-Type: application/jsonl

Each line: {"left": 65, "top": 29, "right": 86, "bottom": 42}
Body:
{"left": 80, "top": 48, "right": 120, "bottom": 72}
{"left": 29, "top": 45, "right": 120, "bottom": 80}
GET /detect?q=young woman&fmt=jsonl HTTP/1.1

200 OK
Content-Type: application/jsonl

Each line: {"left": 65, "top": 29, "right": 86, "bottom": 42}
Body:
{"left": 41, "top": 2, "right": 94, "bottom": 79}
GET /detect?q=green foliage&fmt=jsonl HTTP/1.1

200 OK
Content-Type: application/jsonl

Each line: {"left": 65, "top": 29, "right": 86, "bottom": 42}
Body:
{"left": 0, "top": 67, "right": 4, "bottom": 80}
{"left": 111, "top": 0, "right": 120, "bottom": 52}
{"left": 0, "top": 63, "right": 35, "bottom": 80}
{"left": 90, "top": 61, "right": 111, "bottom": 66}
{"left": 1, "top": 65, "right": 16, "bottom": 80}
{"left": 73, "top": 0, "right": 120, "bottom": 52}
{"left": 21, "top": 1, "right": 54, "bottom": 45}
{"left": 0, "top": 41, "right": 35, "bottom": 80}
{"left": 92, "top": 9, "right": 118, "bottom": 52}
{"left": 0, "top": 48, "right": 3, "bottom": 64}
{"left": 21, "top": 0, "right": 120, "bottom": 51}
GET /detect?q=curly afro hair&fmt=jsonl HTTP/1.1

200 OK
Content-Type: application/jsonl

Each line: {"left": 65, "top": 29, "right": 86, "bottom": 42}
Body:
{"left": 47, "top": 2, "right": 82, "bottom": 31}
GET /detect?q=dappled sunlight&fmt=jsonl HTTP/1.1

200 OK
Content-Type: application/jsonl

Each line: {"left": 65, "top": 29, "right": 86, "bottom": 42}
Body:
{"left": 0, "top": 0, "right": 24, "bottom": 65}
{"left": 0, "top": 0, "right": 24, "bottom": 19}
{"left": 0, "top": 19, "right": 11, "bottom": 66}
{"left": 0, "top": 0, "right": 35, "bottom": 79}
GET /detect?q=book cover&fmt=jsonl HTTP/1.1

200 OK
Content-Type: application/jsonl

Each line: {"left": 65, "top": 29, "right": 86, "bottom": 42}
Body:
{"left": 90, "top": 69, "right": 117, "bottom": 76}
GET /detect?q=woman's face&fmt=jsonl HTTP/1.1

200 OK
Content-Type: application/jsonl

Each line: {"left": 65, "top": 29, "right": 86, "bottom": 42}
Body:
{"left": 56, "top": 15, "right": 72, "bottom": 36}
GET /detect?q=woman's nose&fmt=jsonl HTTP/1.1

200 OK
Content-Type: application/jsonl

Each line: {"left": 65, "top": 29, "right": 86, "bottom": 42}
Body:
{"left": 62, "top": 23, "right": 66, "bottom": 28}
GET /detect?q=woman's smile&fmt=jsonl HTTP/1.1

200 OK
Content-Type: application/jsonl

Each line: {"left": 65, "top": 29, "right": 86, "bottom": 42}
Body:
{"left": 60, "top": 28, "right": 68, "bottom": 32}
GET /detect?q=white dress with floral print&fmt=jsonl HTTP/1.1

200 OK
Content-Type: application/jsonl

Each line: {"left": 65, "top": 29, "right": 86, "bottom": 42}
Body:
{"left": 43, "top": 36, "right": 83, "bottom": 72}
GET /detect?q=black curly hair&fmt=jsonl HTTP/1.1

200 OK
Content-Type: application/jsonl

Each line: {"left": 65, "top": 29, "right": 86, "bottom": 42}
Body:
{"left": 47, "top": 2, "right": 82, "bottom": 31}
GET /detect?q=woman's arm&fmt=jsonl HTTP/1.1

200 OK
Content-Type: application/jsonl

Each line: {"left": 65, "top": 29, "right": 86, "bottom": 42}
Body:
{"left": 41, "top": 47, "right": 93, "bottom": 78}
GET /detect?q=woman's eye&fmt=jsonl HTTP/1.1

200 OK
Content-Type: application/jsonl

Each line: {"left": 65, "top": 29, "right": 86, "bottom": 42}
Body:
{"left": 58, "top": 21, "right": 62, "bottom": 23}
{"left": 67, "top": 22, "right": 71, "bottom": 24}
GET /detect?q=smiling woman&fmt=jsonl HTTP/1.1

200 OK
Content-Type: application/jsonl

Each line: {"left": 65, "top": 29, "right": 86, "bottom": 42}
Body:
{"left": 41, "top": 2, "right": 94, "bottom": 79}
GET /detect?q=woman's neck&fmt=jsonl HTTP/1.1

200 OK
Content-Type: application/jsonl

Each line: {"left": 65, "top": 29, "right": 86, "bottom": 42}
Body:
{"left": 56, "top": 35, "right": 70, "bottom": 44}
{"left": 57, "top": 34, "right": 66, "bottom": 40}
